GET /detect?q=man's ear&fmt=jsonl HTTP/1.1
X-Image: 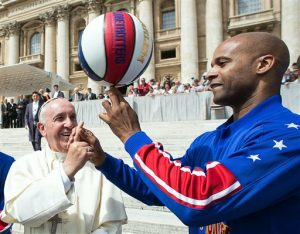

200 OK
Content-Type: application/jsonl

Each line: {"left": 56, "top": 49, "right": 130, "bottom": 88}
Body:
{"left": 37, "top": 122, "right": 46, "bottom": 137}
{"left": 256, "top": 55, "right": 275, "bottom": 74}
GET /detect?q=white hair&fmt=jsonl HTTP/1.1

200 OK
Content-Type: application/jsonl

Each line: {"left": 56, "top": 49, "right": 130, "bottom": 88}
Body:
{"left": 38, "top": 97, "right": 61, "bottom": 124}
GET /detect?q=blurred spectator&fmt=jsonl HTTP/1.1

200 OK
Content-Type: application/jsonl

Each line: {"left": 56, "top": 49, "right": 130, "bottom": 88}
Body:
{"left": 153, "top": 82, "right": 163, "bottom": 95}
{"left": 98, "top": 93, "right": 105, "bottom": 99}
{"left": 200, "top": 72, "right": 210, "bottom": 91}
{"left": 146, "top": 86, "right": 155, "bottom": 97}
{"left": 126, "top": 85, "right": 138, "bottom": 97}
{"left": 282, "top": 69, "right": 291, "bottom": 84}
{"left": 45, "top": 88, "right": 51, "bottom": 98}
{"left": 162, "top": 82, "right": 173, "bottom": 95}
{"left": 1, "top": 99, "right": 9, "bottom": 128}
{"left": 8, "top": 99, "right": 17, "bottom": 128}
{"left": 184, "top": 83, "right": 192, "bottom": 93}
{"left": 191, "top": 78, "right": 204, "bottom": 92}
{"left": 16, "top": 95, "right": 28, "bottom": 128}
{"left": 290, "top": 63, "right": 299, "bottom": 82}
{"left": 149, "top": 79, "right": 156, "bottom": 88}
{"left": 174, "top": 80, "right": 185, "bottom": 93}
{"left": 85, "top": 88, "right": 97, "bottom": 100}
{"left": 70, "top": 87, "right": 85, "bottom": 102}
{"left": 137, "top": 77, "right": 150, "bottom": 96}
{"left": 51, "top": 84, "right": 64, "bottom": 98}
{"left": 38, "top": 89, "right": 50, "bottom": 103}
{"left": 284, "top": 62, "right": 299, "bottom": 85}
{"left": 25, "top": 92, "right": 43, "bottom": 151}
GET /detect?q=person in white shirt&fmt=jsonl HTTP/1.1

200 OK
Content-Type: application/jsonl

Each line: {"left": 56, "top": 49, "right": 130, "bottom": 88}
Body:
{"left": 51, "top": 84, "right": 64, "bottom": 99}
{"left": 24, "top": 91, "right": 43, "bottom": 151}
{"left": 2, "top": 98, "right": 127, "bottom": 233}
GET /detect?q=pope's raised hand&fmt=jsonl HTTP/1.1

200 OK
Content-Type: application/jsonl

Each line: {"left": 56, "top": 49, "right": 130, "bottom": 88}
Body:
{"left": 67, "top": 121, "right": 106, "bottom": 167}
{"left": 99, "top": 87, "right": 141, "bottom": 143}
{"left": 63, "top": 122, "right": 95, "bottom": 179}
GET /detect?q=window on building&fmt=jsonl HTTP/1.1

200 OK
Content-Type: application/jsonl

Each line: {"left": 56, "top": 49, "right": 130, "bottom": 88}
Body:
{"left": 30, "top": 32, "right": 41, "bottom": 55}
{"left": 238, "top": 0, "right": 261, "bottom": 15}
{"left": 162, "top": 10, "right": 176, "bottom": 30}
{"left": 75, "top": 19, "right": 86, "bottom": 45}
{"left": 161, "top": 49, "right": 176, "bottom": 60}
{"left": 78, "top": 29, "right": 83, "bottom": 42}
{"left": 75, "top": 63, "right": 83, "bottom": 71}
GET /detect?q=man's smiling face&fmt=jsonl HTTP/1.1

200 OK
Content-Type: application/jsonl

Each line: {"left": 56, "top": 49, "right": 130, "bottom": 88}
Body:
{"left": 39, "top": 99, "right": 77, "bottom": 153}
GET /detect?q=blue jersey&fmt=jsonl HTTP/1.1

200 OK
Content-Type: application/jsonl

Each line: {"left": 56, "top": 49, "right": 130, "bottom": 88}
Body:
{"left": 0, "top": 152, "right": 14, "bottom": 233}
{"left": 98, "top": 95, "right": 300, "bottom": 234}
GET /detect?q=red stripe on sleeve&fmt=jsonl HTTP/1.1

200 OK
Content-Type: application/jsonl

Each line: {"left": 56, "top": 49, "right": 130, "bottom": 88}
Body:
{"left": 0, "top": 212, "right": 10, "bottom": 232}
{"left": 134, "top": 143, "right": 241, "bottom": 209}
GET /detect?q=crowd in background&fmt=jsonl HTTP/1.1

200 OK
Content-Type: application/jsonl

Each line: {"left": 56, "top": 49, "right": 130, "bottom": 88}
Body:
{"left": 0, "top": 84, "right": 98, "bottom": 129}
{"left": 126, "top": 75, "right": 210, "bottom": 97}
{"left": 1, "top": 59, "right": 299, "bottom": 129}
{"left": 126, "top": 60, "right": 300, "bottom": 97}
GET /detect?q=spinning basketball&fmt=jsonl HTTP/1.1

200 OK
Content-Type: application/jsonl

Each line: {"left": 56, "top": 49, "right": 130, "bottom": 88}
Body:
{"left": 78, "top": 11, "right": 153, "bottom": 87}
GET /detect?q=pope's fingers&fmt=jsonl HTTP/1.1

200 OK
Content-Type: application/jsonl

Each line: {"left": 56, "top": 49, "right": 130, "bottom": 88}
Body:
{"left": 74, "top": 121, "right": 84, "bottom": 142}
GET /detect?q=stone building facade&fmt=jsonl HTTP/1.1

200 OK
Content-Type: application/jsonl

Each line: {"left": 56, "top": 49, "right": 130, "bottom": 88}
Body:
{"left": 0, "top": 0, "right": 299, "bottom": 95}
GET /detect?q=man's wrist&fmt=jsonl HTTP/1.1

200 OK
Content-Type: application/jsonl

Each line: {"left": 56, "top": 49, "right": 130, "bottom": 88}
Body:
{"left": 62, "top": 163, "right": 75, "bottom": 181}
{"left": 120, "top": 130, "right": 140, "bottom": 143}
{"left": 92, "top": 151, "right": 107, "bottom": 167}
{"left": 59, "top": 164, "right": 74, "bottom": 193}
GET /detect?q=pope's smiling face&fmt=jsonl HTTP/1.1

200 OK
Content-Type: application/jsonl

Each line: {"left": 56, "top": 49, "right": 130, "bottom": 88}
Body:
{"left": 38, "top": 99, "right": 77, "bottom": 153}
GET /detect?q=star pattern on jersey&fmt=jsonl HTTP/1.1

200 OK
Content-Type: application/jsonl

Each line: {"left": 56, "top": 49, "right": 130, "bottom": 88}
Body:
{"left": 247, "top": 154, "right": 261, "bottom": 162}
{"left": 286, "top": 123, "right": 300, "bottom": 129}
{"left": 273, "top": 140, "right": 287, "bottom": 150}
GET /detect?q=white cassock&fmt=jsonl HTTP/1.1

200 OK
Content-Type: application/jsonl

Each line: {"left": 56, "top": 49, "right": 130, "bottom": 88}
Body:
{"left": 1, "top": 145, "right": 127, "bottom": 234}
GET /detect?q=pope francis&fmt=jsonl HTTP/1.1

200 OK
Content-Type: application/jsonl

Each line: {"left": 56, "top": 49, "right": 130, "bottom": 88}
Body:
{"left": 1, "top": 98, "right": 127, "bottom": 234}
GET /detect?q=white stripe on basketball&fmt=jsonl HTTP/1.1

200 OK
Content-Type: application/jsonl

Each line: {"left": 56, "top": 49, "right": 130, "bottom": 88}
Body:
{"left": 118, "top": 13, "right": 153, "bottom": 86}
{"left": 134, "top": 153, "right": 241, "bottom": 207}
{"left": 81, "top": 15, "right": 106, "bottom": 78}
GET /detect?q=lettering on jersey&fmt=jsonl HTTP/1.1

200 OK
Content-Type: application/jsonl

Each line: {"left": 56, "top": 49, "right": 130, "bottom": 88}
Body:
{"left": 113, "top": 12, "right": 126, "bottom": 64}
{"left": 205, "top": 222, "right": 230, "bottom": 234}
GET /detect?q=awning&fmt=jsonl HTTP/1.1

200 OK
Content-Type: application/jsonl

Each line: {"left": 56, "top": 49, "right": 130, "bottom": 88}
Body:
{"left": 0, "top": 64, "right": 75, "bottom": 96}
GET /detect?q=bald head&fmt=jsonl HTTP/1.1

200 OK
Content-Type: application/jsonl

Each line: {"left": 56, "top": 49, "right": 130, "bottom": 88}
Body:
{"left": 225, "top": 32, "right": 290, "bottom": 79}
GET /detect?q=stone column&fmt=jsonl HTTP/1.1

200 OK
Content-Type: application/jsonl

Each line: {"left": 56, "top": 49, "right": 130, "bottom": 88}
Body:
{"left": 6, "top": 22, "right": 20, "bottom": 65}
{"left": 4, "top": 34, "right": 9, "bottom": 65}
{"left": 281, "top": 0, "right": 300, "bottom": 64}
{"left": 130, "top": 0, "right": 135, "bottom": 14}
{"left": 264, "top": 0, "right": 272, "bottom": 10}
{"left": 180, "top": 0, "right": 199, "bottom": 84}
{"left": 0, "top": 29, "right": 6, "bottom": 65}
{"left": 205, "top": 0, "right": 223, "bottom": 70}
{"left": 56, "top": 4, "right": 70, "bottom": 96}
{"left": 23, "top": 31, "right": 27, "bottom": 56}
{"left": 40, "top": 11, "right": 56, "bottom": 73}
{"left": 229, "top": 0, "right": 235, "bottom": 17}
{"left": 85, "top": 0, "right": 101, "bottom": 95}
{"left": 138, "top": 0, "right": 155, "bottom": 82}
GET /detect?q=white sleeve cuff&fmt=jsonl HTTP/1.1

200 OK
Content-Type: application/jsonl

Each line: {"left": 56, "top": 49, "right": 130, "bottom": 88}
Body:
{"left": 59, "top": 163, "right": 74, "bottom": 193}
